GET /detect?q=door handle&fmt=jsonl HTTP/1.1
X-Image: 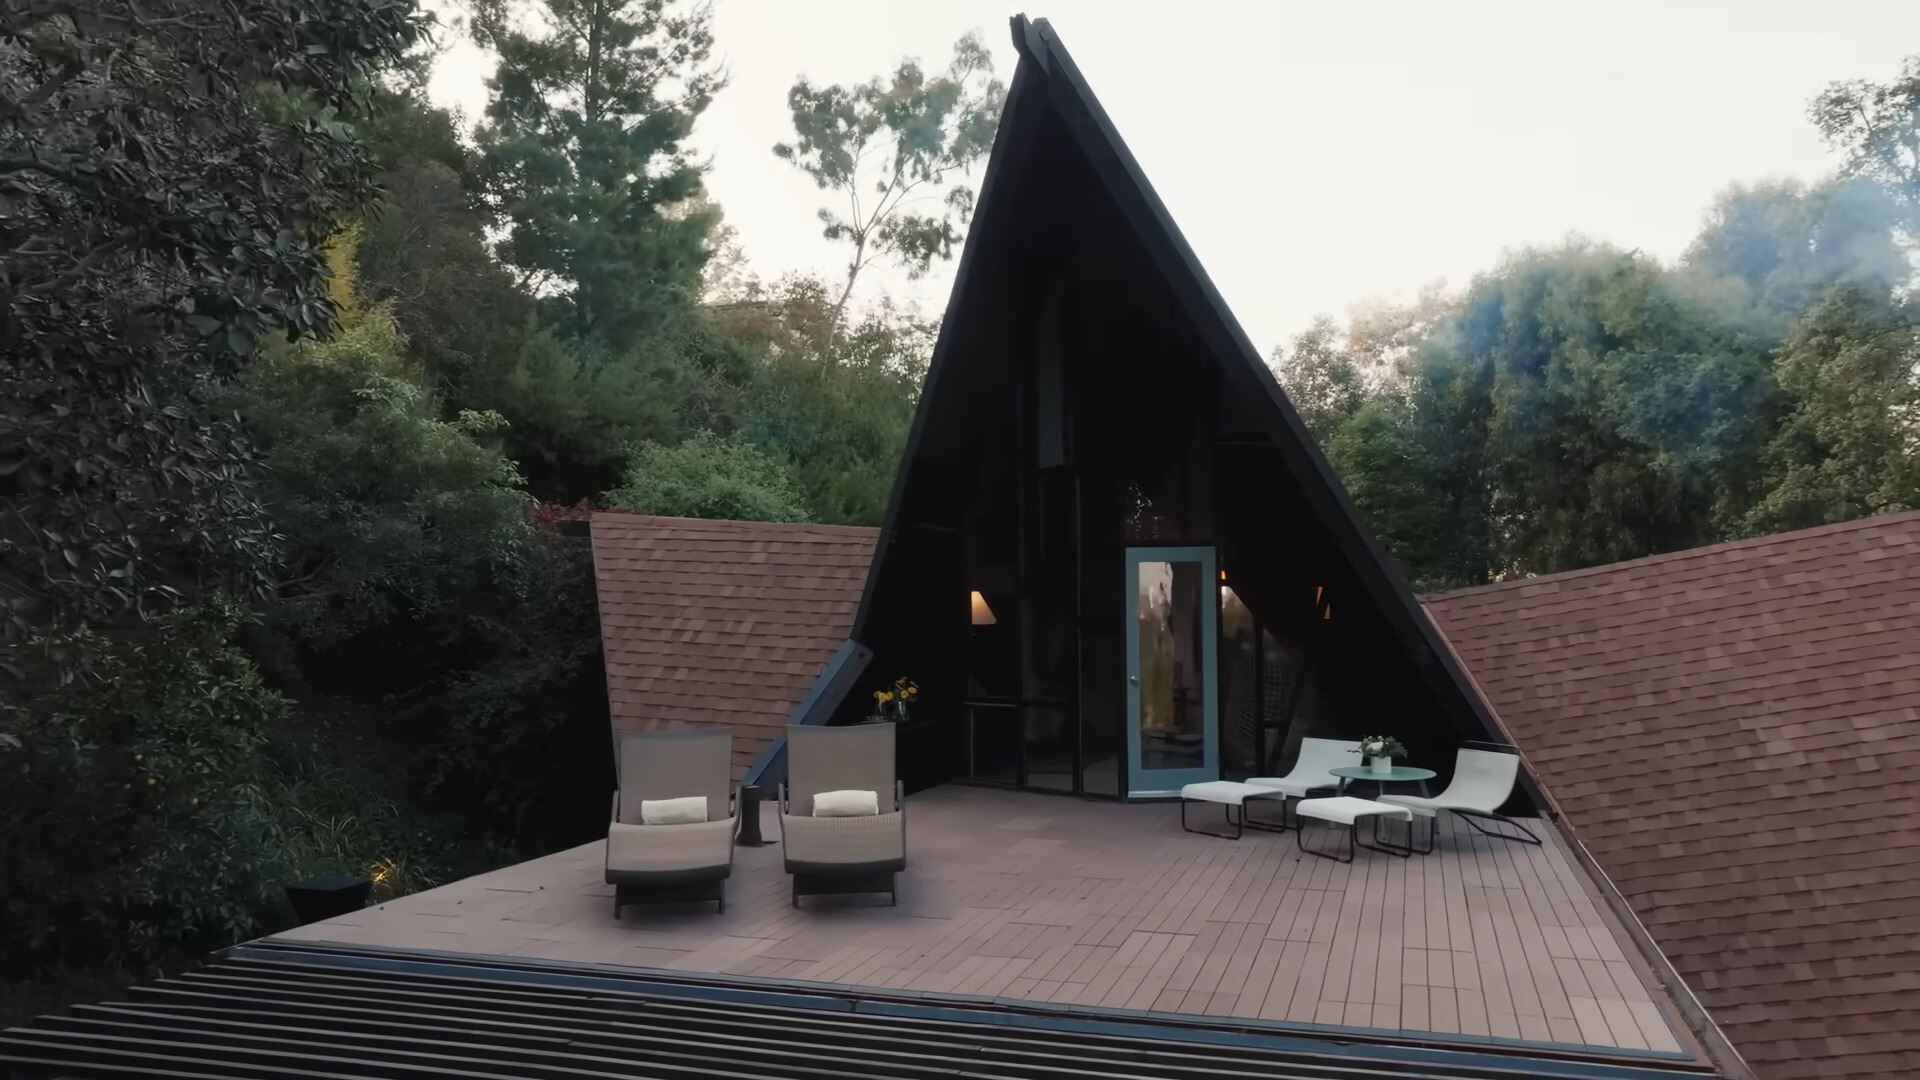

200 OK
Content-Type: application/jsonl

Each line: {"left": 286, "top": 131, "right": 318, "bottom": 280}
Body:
{"left": 1128, "top": 675, "right": 1139, "bottom": 685}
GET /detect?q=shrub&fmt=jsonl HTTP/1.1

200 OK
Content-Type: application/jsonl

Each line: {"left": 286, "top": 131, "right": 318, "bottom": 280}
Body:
{"left": 0, "top": 608, "right": 286, "bottom": 975}
{"left": 0, "top": 608, "right": 510, "bottom": 984}
{"left": 607, "top": 431, "right": 811, "bottom": 523}
{"left": 412, "top": 530, "right": 610, "bottom": 850}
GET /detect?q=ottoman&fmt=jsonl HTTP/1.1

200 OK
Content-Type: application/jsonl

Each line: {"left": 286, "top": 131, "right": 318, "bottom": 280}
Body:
{"left": 1178, "top": 780, "right": 1290, "bottom": 839}
{"left": 1293, "top": 796, "right": 1416, "bottom": 862}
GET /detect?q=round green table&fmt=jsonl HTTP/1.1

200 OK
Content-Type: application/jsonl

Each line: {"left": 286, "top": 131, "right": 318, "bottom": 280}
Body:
{"left": 1330, "top": 764, "right": 1435, "bottom": 799}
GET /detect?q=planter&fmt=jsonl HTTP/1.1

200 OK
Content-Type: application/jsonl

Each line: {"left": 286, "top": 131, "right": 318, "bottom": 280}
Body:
{"left": 1369, "top": 756, "right": 1395, "bottom": 776}
{"left": 285, "top": 873, "right": 371, "bottom": 926}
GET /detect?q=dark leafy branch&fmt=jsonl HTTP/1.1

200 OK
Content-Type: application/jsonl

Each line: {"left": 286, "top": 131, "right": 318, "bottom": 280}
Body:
{"left": 0, "top": 0, "right": 425, "bottom": 681}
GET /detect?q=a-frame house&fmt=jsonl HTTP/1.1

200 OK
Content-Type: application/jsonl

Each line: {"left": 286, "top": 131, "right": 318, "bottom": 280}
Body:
{"left": 769, "top": 15, "right": 1531, "bottom": 804}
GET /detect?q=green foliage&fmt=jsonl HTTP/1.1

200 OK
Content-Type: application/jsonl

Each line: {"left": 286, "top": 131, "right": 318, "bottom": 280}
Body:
{"left": 608, "top": 432, "right": 812, "bottom": 522}
{"left": 352, "top": 91, "right": 536, "bottom": 401}
{"left": 222, "top": 235, "right": 608, "bottom": 847}
{"left": 1422, "top": 244, "right": 1780, "bottom": 573}
{"left": 0, "top": 609, "right": 284, "bottom": 974}
{"left": 1273, "top": 317, "right": 1369, "bottom": 443}
{"left": 1324, "top": 399, "right": 1476, "bottom": 592}
{"left": 1811, "top": 57, "right": 1920, "bottom": 224}
{"left": 1682, "top": 179, "right": 1909, "bottom": 335}
{"left": 473, "top": 0, "right": 724, "bottom": 351}
{"left": 1747, "top": 287, "right": 1920, "bottom": 533}
{"left": 478, "top": 327, "right": 686, "bottom": 502}
{"left": 737, "top": 287, "right": 930, "bottom": 524}
{"left": 226, "top": 300, "right": 531, "bottom": 651}
{"left": 775, "top": 32, "right": 1005, "bottom": 321}
{"left": 415, "top": 531, "right": 609, "bottom": 842}
{"left": 0, "top": 0, "right": 426, "bottom": 671}
{"left": 0, "top": 608, "right": 507, "bottom": 991}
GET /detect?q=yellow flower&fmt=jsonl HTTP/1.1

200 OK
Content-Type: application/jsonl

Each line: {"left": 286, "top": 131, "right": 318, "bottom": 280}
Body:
{"left": 876, "top": 691, "right": 894, "bottom": 704}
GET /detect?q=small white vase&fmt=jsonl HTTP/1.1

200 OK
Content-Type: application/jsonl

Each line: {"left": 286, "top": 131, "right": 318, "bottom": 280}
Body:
{"left": 1369, "top": 756, "right": 1394, "bottom": 776}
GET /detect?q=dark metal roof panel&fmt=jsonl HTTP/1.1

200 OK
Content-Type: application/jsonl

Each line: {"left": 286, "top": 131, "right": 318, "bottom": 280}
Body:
{"left": 0, "top": 943, "right": 1724, "bottom": 1080}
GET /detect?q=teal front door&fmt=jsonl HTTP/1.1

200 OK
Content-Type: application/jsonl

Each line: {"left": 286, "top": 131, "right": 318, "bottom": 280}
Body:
{"left": 1124, "top": 547, "right": 1219, "bottom": 797}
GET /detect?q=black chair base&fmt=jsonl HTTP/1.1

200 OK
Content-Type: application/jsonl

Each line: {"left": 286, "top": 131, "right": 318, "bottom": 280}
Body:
{"left": 612, "top": 877, "right": 727, "bottom": 916}
{"left": 1367, "top": 812, "right": 1436, "bottom": 856}
{"left": 1295, "top": 815, "right": 1415, "bottom": 863}
{"left": 1180, "top": 795, "right": 1292, "bottom": 839}
{"left": 791, "top": 869, "right": 897, "bottom": 908}
{"left": 1458, "top": 810, "right": 1542, "bottom": 845}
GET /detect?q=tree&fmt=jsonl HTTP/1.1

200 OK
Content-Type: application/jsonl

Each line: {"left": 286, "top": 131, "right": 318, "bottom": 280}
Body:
{"left": 774, "top": 32, "right": 1005, "bottom": 324}
{"left": 0, "top": 0, "right": 424, "bottom": 679}
{"left": 1439, "top": 244, "right": 1778, "bottom": 574}
{"left": 1811, "top": 56, "right": 1920, "bottom": 226}
{"left": 350, "top": 88, "right": 536, "bottom": 401}
{"left": 1747, "top": 287, "right": 1920, "bottom": 534}
{"left": 607, "top": 432, "right": 811, "bottom": 522}
{"left": 738, "top": 291, "right": 931, "bottom": 525}
{"left": 225, "top": 237, "right": 530, "bottom": 652}
{"left": 471, "top": 0, "right": 724, "bottom": 351}
{"left": 1682, "top": 179, "right": 1909, "bottom": 336}
{"left": 1273, "top": 318, "right": 1368, "bottom": 445}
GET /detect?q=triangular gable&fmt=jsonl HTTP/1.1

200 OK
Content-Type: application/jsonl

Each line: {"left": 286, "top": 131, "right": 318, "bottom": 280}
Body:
{"left": 840, "top": 15, "right": 1519, "bottom": 764}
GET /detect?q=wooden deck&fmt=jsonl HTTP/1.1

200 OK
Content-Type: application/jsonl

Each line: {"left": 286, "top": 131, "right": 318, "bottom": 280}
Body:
{"left": 273, "top": 786, "right": 1693, "bottom": 1057}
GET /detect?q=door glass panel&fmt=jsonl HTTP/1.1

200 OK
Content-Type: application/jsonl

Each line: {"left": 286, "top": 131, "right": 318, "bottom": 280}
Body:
{"left": 1126, "top": 548, "right": 1217, "bottom": 795}
{"left": 1136, "top": 560, "right": 1205, "bottom": 769}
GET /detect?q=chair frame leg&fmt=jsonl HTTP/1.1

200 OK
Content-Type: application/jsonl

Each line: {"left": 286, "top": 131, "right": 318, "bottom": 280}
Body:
{"left": 1244, "top": 794, "right": 1294, "bottom": 834}
{"left": 1457, "top": 810, "right": 1542, "bottom": 845}
{"left": 1355, "top": 814, "right": 1416, "bottom": 859}
{"left": 1295, "top": 819, "right": 1355, "bottom": 863}
{"left": 1181, "top": 799, "right": 1244, "bottom": 840}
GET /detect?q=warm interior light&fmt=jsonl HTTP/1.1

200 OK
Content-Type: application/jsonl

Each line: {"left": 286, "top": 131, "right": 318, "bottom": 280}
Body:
{"left": 1218, "top": 570, "right": 1227, "bottom": 581}
{"left": 969, "top": 590, "right": 997, "bottom": 626}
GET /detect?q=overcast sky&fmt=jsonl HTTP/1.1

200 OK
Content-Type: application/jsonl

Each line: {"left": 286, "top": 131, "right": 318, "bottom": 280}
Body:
{"left": 423, "top": 0, "right": 1920, "bottom": 354}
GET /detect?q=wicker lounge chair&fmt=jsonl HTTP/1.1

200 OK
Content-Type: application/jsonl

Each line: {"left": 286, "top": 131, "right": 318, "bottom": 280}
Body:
{"left": 779, "top": 723, "right": 906, "bottom": 908}
{"left": 606, "top": 730, "right": 737, "bottom": 915}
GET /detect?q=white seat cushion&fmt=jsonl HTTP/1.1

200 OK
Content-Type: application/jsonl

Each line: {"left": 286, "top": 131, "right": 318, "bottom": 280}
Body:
{"left": 1294, "top": 796, "right": 1413, "bottom": 826}
{"left": 1245, "top": 776, "right": 1337, "bottom": 798}
{"left": 1376, "top": 794, "right": 1440, "bottom": 816}
{"left": 1180, "top": 781, "right": 1284, "bottom": 806}
{"left": 812, "top": 789, "right": 881, "bottom": 817}
{"left": 639, "top": 795, "right": 708, "bottom": 826}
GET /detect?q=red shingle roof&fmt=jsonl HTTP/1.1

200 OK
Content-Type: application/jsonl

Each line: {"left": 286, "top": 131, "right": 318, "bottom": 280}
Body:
{"left": 1423, "top": 511, "right": 1920, "bottom": 1080}
{"left": 589, "top": 513, "right": 878, "bottom": 780}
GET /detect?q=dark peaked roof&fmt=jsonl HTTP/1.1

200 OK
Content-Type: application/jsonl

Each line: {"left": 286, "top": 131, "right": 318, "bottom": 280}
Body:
{"left": 843, "top": 14, "right": 1518, "bottom": 757}
{"left": 1423, "top": 511, "right": 1920, "bottom": 1080}
{"left": 589, "top": 513, "right": 876, "bottom": 779}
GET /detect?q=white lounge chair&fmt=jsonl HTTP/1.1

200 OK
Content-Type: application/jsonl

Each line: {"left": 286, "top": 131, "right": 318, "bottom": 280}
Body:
{"left": 1378, "top": 747, "right": 1540, "bottom": 852}
{"left": 1244, "top": 737, "right": 1361, "bottom": 830}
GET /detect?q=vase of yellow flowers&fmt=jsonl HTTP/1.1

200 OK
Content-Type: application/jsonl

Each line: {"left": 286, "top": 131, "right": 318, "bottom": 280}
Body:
{"left": 872, "top": 676, "right": 918, "bottom": 723}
